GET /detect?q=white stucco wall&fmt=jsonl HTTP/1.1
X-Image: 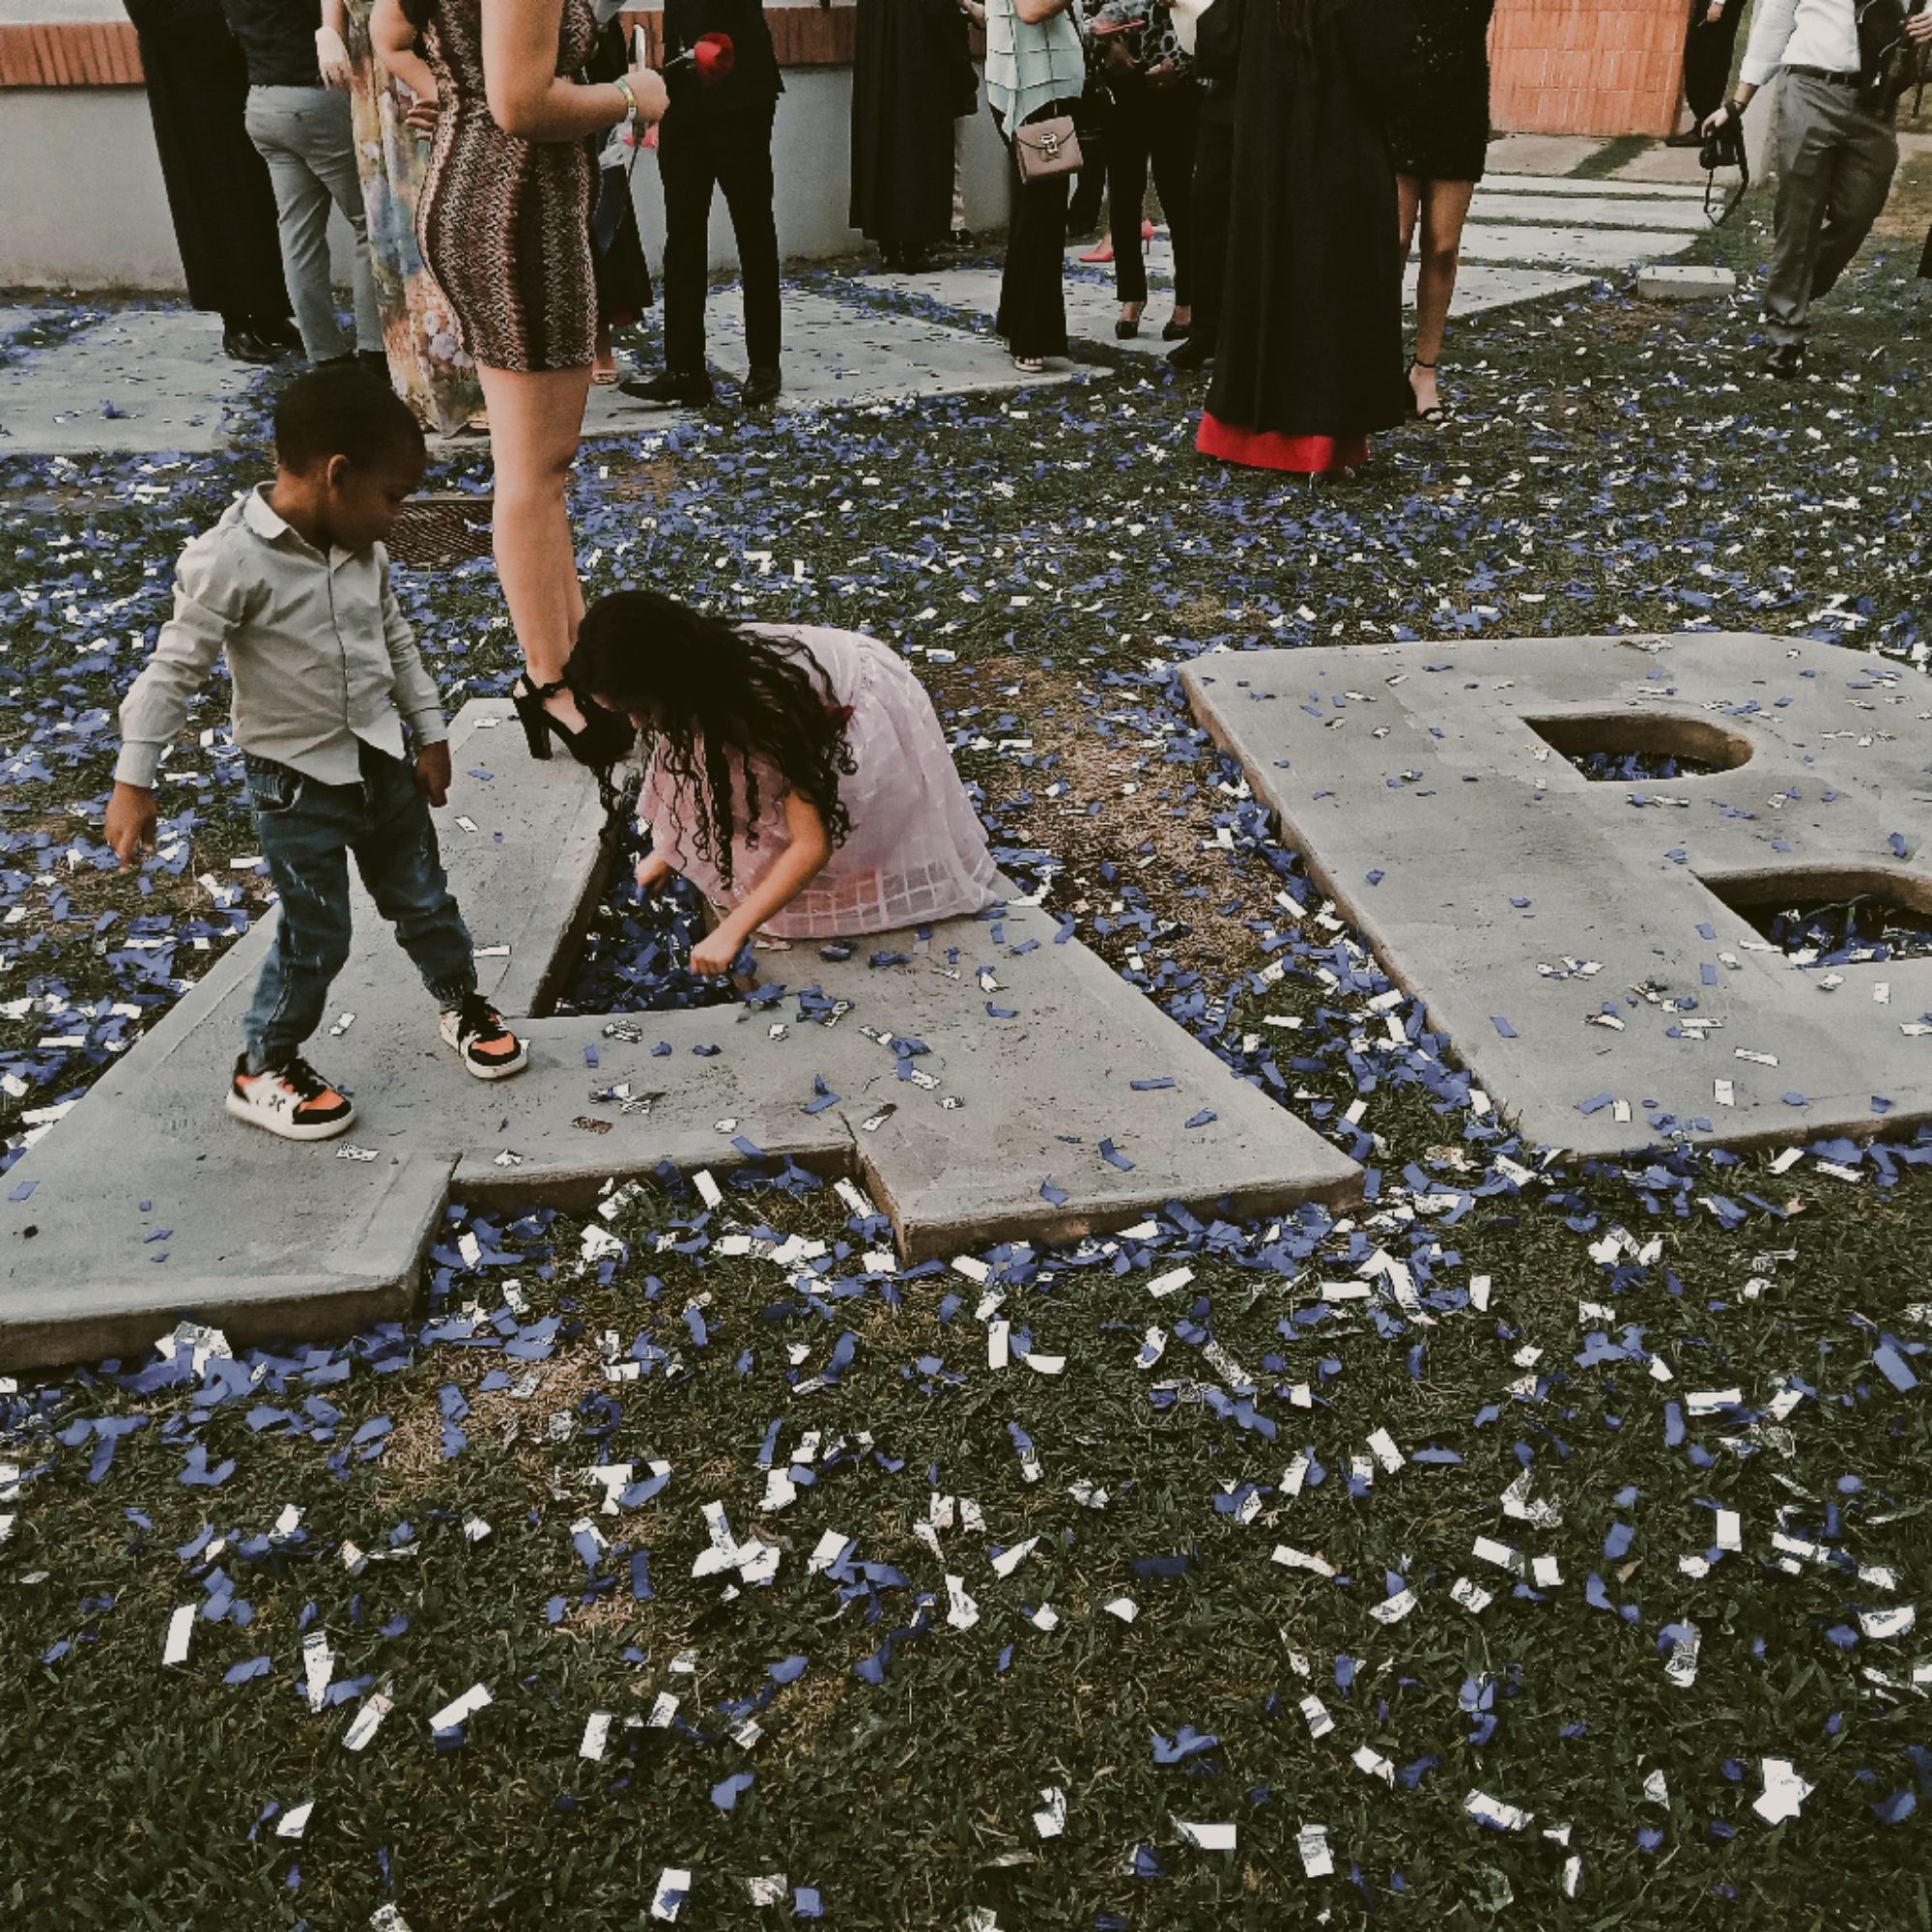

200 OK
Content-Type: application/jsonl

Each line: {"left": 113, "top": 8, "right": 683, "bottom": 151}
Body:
{"left": 0, "top": 67, "right": 1015, "bottom": 294}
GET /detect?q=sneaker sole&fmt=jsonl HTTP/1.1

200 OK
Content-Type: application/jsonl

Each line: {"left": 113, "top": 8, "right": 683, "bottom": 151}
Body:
{"left": 224, "top": 1090, "right": 357, "bottom": 1141}
{"left": 461, "top": 1041, "right": 529, "bottom": 1081}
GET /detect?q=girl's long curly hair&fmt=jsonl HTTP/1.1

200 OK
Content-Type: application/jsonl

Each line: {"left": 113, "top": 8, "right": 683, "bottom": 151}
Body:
{"left": 568, "top": 591, "right": 856, "bottom": 890}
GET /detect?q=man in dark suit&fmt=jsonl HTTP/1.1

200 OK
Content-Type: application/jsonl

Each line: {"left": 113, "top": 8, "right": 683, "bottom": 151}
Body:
{"left": 624, "top": 0, "right": 784, "bottom": 409}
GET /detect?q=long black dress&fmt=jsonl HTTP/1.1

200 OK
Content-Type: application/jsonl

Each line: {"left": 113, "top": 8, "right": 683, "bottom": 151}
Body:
{"left": 1200, "top": 0, "right": 1409, "bottom": 471}
{"left": 122, "top": 0, "right": 292, "bottom": 326}
{"left": 1384, "top": 0, "right": 1493, "bottom": 183}
{"left": 850, "top": 0, "right": 977, "bottom": 248}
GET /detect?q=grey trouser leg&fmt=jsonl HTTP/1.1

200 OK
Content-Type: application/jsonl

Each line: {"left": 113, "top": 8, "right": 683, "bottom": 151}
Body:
{"left": 1765, "top": 72, "right": 1898, "bottom": 349}
{"left": 243, "top": 85, "right": 383, "bottom": 359}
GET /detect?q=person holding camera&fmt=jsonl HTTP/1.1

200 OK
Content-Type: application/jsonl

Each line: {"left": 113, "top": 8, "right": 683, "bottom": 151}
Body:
{"left": 1706, "top": 0, "right": 1928, "bottom": 378}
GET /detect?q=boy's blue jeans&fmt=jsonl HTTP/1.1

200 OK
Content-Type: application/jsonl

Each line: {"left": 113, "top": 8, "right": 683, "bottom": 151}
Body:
{"left": 241, "top": 743, "right": 476, "bottom": 1069}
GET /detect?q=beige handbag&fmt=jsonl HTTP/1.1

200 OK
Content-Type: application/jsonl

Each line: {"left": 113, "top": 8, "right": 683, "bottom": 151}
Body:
{"left": 1012, "top": 113, "right": 1083, "bottom": 184}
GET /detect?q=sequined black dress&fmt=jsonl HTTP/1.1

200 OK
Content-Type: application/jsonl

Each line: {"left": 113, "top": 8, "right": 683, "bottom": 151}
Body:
{"left": 1384, "top": 0, "right": 1494, "bottom": 183}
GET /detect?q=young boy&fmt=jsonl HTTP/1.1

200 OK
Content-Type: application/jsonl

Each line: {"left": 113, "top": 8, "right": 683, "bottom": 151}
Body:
{"left": 104, "top": 364, "right": 526, "bottom": 1142}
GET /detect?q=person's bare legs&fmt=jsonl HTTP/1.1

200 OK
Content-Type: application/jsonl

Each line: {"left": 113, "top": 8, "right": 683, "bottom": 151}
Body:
{"left": 474, "top": 361, "right": 594, "bottom": 735}
{"left": 592, "top": 322, "right": 617, "bottom": 384}
{"left": 1406, "top": 177, "right": 1475, "bottom": 419}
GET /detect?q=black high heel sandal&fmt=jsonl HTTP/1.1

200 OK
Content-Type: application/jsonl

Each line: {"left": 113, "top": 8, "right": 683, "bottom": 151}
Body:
{"left": 1162, "top": 318, "right": 1191, "bottom": 341}
{"left": 512, "top": 675, "right": 634, "bottom": 769}
{"left": 1115, "top": 307, "right": 1144, "bottom": 341}
{"left": 1407, "top": 357, "right": 1448, "bottom": 426}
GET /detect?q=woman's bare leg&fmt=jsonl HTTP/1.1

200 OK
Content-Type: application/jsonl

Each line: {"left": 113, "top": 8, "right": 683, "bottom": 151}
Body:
{"left": 474, "top": 361, "right": 593, "bottom": 732}
{"left": 1409, "top": 178, "right": 1475, "bottom": 419}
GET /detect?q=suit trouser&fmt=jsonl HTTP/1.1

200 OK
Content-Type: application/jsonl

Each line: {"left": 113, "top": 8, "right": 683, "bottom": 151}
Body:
{"left": 1682, "top": 0, "right": 1745, "bottom": 123}
{"left": 660, "top": 99, "right": 782, "bottom": 373}
{"left": 1765, "top": 71, "right": 1897, "bottom": 349}
{"left": 1186, "top": 113, "right": 1234, "bottom": 348}
{"left": 243, "top": 85, "right": 380, "bottom": 359}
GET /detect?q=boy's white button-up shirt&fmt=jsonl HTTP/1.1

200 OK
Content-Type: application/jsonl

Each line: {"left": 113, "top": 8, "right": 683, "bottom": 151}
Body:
{"left": 114, "top": 485, "right": 446, "bottom": 791}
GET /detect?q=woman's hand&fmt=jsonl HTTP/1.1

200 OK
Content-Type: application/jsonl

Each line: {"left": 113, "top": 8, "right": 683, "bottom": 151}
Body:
{"left": 689, "top": 923, "right": 747, "bottom": 977}
{"left": 403, "top": 81, "right": 440, "bottom": 132}
{"left": 624, "top": 64, "right": 668, "bottom": 122}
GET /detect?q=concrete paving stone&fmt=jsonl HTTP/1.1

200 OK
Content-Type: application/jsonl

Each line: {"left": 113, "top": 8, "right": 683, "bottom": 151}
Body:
{"left": 1184, "top": 634, "right": 1932, "bottom": 1162}
{"left": 1468, "top": 191, "right": 1721, "bottom": 231}
{"left": 1484, "top": 133, "right": 1609, "bottom": 176}
{"left": 1458, "top": 222, "right": 1702, "bottom": 270}
{"left": 1476, "top": 173, "right": 1709, "bottom": 200}
{"left": 580, "top": 284, "right": 1077, "bottom": 437}
{"left": 1406, "top": 262, "right": 1589, "bottom": 315}
{"left": 0, "top": 700, "right": 1359, "bottom": 1370}
{"left": 1636, "top": 264, "right": 1739, "bottom": 299}
{"left": 0, "top": 306, "right": 41, "bottom": 339}
{"left": 0, "top": 308, "right": 257, "bottom": 455}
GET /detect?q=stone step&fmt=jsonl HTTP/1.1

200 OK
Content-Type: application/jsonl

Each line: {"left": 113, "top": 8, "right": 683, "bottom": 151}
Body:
{"left": 2, "top": 699, "right": 1359, "bottom": 1371}
{"left": 1468, "top": 191, "right": 1718, "bottom": 231}
{"left": 1458, "top": 222, "right": 1701, "bottom": 270}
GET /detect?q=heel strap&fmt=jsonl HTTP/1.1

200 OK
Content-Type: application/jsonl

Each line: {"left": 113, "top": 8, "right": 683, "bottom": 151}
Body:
{"left": 1409, "top": 358, "right": 1437, "bottom": 372}
{"left": 520, "top": 674, "right": 569, "bottom": 700}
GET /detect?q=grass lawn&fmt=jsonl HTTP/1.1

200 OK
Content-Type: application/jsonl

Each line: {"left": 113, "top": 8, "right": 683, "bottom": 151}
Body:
{"left": 4, "top": 154, "right": 1932, "bottom": 1929}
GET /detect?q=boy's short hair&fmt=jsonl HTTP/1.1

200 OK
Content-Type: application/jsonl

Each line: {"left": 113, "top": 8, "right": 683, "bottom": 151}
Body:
{"left": 273, "top": 364, "right": 426, "bottom": 473}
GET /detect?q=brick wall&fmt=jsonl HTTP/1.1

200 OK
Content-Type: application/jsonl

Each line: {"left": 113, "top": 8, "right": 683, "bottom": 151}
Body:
{"left": 1490, "top": 0, "right": 1690, "bottom": 136}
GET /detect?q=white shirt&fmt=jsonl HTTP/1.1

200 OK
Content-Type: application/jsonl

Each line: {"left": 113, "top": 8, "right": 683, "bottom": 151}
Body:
{"left": 1740, "top": 0, "right": 1861, "bottom": 88}
{"left": 116, "top": 485, "right": 446, "bottom": 790}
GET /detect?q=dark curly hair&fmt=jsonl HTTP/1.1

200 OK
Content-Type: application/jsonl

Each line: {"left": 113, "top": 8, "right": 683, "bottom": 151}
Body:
{"left": 567, "top": 590, "right": 856, "bottom": 890}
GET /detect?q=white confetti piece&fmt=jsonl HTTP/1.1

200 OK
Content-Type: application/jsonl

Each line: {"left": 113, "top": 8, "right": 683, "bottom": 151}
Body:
{"left": 275, "top": 1801, "right": 313, "bottom": 1840}
{"left": 946, "top": 1575, "right": 980, "bottom": 1631}
{"left": 990, "top": 1536, "right": 1038, "bottom": 1578}
{"left": 1296, "top": 1823, "right": 1333, "bottom": 1878}
{"left": 1451, "top": 1577, "right": 1493, "bottom": 1614}
{"left": 581, "top": 1713, "right": 612, "bottom": 1761}
{"left": 1370, "top": 1585, "right": 1418, "bottom": 1625}
{"left": 1352, "top": 1746, "right": 1395, "bottom": 1785}
{"left": 1147, "top": 1265, "right": 1195, "bottom": 1298}
{"left": 1752, "top": 1757, "right": 1813, "bottom": 1825}
{"left": 694, "top": 1170, "right": 724, "bottom": 1209}
{"left": 1103, "top": 1597, "right": 1138, "bottom": 1623}
{"left": 1272, "top": 1544, "right": 1336, "bottom": 1577}
{"left": 161, "top": 1604, "right": 194, "bottom": 1667}
{"left": 1366, "top": 1427, "right": 1404, "bottom": 1474}
{"left": 1715, "top": 1508, "right": 1743, "bottom": 1552}
{"left": 1859, "top": 1605, "right": 1916, "bottom": 1640}
{"left": 650, "top": 1867, "right": 692, "bottom": 1921}
{"left": 428, "top": 1683, "right": 492, "bottom": 1733}
{"left": 1172, "top": 1818, "right": 1236, "bottom": 1851}
{"left": 1465, "top": 1789, "right": 1532, "bottom": 1832}
{"left": 342, "top": 1690, "right": 393, "bottom": 1751}
{"left": 1663, "top": 1622, "right": 1700, "bottom": 1689}
{"left": 1299, "top": 1694, "right": 1334, "bottom": 1739}
{"left": 370, "top": 1909, "right": 413, "bottom": 1932}
{"left": 647, "top": 1692, "right": 679, "bottom": 1728}
{"left": 301, "top": 1629, "right": 334, "bottom": 1711}
{"left": 1033, "top": 1786, "right": 1067, "bottom": 1839}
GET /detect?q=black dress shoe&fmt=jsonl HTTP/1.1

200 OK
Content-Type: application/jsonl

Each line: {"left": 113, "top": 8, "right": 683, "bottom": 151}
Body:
{"left": 1764, "top": 343, "right": 1805, "bottom": 380}
{"left": 1663, "top": 128, "right": 1703, "bottom": 147}
{"left": 900, "top": 246, "right": 940, "bottom": 272}
{"left": 1165, "top": 334, "right": 1214, "bottom": 371}
{"left": 950, "top": 228, "right": 978, "bottom": 250}
{"left": 357, "top": 350, "right": 391, "bottom": 381}
{"left": 254, "top": 315, "right": 304, "bottom": 352}
{"left": 1161, "top": 318, "right": 1190, "bottom": 341}
{"left": 221, "top": 326, "right": 285, "bottom": 366}
{"left": 618, "top": 368, "right": 715, "bottom": 408}
{"left": 742, "top": 365, "right": 782, "bottom": 409}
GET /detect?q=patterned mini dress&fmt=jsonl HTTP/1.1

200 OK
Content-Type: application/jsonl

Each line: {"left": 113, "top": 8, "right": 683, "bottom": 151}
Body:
{"left": 417, "top": 0, "right": 600, "bottom": 372}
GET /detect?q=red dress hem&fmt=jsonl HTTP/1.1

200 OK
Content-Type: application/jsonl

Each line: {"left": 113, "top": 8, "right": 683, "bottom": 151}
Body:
{"left": 1196, "top": 412, "right": 1371, "bottom": 474}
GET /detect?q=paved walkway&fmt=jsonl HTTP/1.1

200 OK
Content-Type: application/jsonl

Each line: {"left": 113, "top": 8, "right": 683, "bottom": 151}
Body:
{"left": 0, "top": 162, "right": 1716, "bottom": 455}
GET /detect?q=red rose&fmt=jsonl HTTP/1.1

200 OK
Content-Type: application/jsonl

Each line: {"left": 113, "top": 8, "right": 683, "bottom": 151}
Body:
{"left": 692, "top": 31, "right": 735, "bottom": 81}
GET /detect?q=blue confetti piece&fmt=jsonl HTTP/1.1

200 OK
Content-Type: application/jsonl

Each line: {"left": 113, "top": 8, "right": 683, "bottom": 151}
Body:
{"left": 1873, "top": 1344, "right": 1918, "bottom": 1393}
{"left": 1039, "top": 1179, "right": 1068, "bottom": 1206}
{"left": 1130, "top": 1077, "right": 1176, "bottom": 1091}
{"left": 7, "top": 1178, "right": 36, "bottom": 1202}
{"left": 1889, "top": 832, "right": 1908, "bottom": 859}
{"left": 1491, "top": 1015, "right": 1518, "bottom": 1039}
{"left": 1182, "top": 1109, "right": 1216, "bottom": 1129}
{"left": 1577, "top": 1093, "right": 1615, "bottom": 1116}
{"left": 1098, "top": 1138, "right": 1135, "bottom": 1171}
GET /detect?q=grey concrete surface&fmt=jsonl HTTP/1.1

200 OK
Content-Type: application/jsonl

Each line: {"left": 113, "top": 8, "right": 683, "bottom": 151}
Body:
{"left": 1484, "top": 134, "right": 1609, "bottom": 176}
{"left": 1, "top": 700, "right": 1359, "bottom": 1371}
{"left": 1636, "top": 264, "right": 1739, "bottom": 298}
{"left": 1184, "top": 635, "right": 1932, "bottom": 1160}
{"left": 580, "top": 285, "right": 1077, "bottom": 437}
{"left": 1457, "top": 222, "right": 1701, "bottom": 270}
{"left": 1478, "top": 174, "right": 1708, "bottom": 200}
{"left": 1468, "top": 192, "right": 1720, "bottom": 231}
{"left": 0, "top": 308, "right": 255, "bottom": 455}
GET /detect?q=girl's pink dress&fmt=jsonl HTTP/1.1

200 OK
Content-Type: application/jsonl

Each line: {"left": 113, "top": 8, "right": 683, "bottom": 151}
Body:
{"left": 638, "top": 625, "right": 1002, "bottom": 937}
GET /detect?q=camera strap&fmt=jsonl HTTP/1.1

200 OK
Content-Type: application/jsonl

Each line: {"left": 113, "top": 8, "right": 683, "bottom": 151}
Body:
{"left": 1704, "top": 128, "right": 1749, "bottom": 224}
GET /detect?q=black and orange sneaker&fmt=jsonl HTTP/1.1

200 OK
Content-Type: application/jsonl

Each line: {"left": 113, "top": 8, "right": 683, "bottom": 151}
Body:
{"left": 225, "top": 1053, "right": 356, "bottom": 1141}
{"left": 439, "top": 992, "right": 528, "bottom": 1081}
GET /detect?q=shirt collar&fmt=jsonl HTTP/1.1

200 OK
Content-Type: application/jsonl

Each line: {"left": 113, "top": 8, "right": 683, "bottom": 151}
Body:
{"left": 242, "top": 483, "right": 329, "bottom": 559}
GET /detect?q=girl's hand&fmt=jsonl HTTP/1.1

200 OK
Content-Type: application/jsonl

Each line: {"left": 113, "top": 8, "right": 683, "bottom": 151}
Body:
{"left": 635, "top": 851, "right": 674, "bottom": 894}
{"left": 689, "top": 925, "right": 745, "bottom": 977}
{"left": 625, "top": 64, "right": 668, "bottom": 122}
{"left": 317, "top": 25, "right": 354, "bottom": 89}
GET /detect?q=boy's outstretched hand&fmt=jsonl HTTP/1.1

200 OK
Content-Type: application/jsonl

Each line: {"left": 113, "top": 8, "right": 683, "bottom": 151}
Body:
{"left": 415, "top": 740, "right": 452, "bottom": 807}
{"left": 105, "top": 781, "right": 157, "bottom": 870}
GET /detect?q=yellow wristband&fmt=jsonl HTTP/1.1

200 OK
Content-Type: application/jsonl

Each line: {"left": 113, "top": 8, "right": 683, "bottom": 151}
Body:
{"left": 612, "top": 75, "right": 639, "bottom": 123}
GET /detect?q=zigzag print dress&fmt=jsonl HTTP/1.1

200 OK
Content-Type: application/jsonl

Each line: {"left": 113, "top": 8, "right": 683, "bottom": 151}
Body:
{"left": 416, "top": 0, "right": 600, "bottom": 372}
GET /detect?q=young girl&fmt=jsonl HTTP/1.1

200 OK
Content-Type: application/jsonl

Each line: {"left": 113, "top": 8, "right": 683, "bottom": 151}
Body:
{"left": 567, "top": 593, "right": 1001, "bottom": 974}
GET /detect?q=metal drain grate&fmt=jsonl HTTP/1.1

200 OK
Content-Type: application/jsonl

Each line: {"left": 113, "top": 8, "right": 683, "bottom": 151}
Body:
{"left": 389, "top": 493, "right": 494, "bottom": 568}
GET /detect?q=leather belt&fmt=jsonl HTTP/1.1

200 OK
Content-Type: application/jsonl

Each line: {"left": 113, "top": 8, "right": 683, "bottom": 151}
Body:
{"left": 1786, "top": 64, "right": 1863, "bottom": 84}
